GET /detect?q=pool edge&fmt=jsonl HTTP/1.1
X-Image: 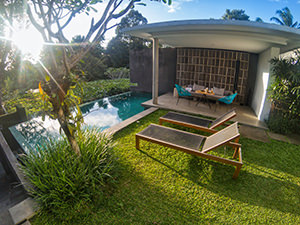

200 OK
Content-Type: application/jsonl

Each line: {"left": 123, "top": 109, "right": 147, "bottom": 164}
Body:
{"left": 105, "top": 107, "right": 158, "bottom": 135}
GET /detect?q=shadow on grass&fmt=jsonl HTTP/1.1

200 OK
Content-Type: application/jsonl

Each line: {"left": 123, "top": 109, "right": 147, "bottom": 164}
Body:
{"left": 240, "top": 137, "right": 300, "bottom": 178}
{"left": 136, "top": 147, "right": 300, "bottom": 216}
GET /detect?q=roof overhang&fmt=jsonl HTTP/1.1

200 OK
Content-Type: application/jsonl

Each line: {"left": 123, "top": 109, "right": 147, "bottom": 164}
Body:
{"left": 122, "top": 20, "right": 300, "bottom": 54}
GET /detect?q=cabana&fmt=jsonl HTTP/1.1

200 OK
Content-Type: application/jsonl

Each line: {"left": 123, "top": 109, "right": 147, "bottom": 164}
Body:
{"left": 123, "top": 20, "right": 300, "bottom": 122}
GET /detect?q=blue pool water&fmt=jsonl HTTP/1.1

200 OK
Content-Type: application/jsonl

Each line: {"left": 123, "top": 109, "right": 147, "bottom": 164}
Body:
{"left": 10, "top": 92, "right": 151, "bottom": 152}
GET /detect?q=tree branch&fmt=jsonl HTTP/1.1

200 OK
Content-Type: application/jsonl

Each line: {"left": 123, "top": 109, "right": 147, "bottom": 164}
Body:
{"left": 84, "top": 0, "right": 115, "bottom": 42}
{"left": 61, "top": 0, "right": 90, "bottom": 30}
{"left": 27, "top": 6, "right": 48, "bottom": 41}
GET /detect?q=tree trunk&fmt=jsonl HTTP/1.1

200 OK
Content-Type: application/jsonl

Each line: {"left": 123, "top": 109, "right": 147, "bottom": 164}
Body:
{"left": 57, "top": 106, "right": 81, "bottom": 156}
{"left": 0, "top": 93, "right": 5, "bottom": 115}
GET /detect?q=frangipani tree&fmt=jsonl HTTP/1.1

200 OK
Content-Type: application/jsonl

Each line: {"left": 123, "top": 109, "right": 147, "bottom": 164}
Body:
{"left": 26, "top": 0, "right": 171, "bottom": 155}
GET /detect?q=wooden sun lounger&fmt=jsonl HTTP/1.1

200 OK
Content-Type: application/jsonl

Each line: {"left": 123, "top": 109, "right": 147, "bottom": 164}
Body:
{"left": 159, "top": 109, "right": 236, "bottom": 133}
{"left": 136, "top": 122, "right": 243, "bottom": 179}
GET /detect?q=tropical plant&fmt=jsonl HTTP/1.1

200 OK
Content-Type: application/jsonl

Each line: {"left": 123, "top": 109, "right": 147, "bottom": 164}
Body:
{"left": 106, "top": 37, "right": 130, "bottom": 68}
{"left": 105, "top": 67, "right": 130, "bottom": 79}
{"left": 72, "top": 35, "right": 108, "bottom": 81}
{"left": 270, "top": 7, "right": 298, "bottom": 27}
{"left": 21, "top": 128, "right": 115, "bottom": 218}
{"left": 3, "top": 79, "right": 131, "bottom": 115}
{"left": 25, "top": 0, "right": 171, "bottom": 155}
{"left": 116, "top": 9, "right": 149, "bottom": 50}
{"left": 267, "top": 54, "right": 300, "bottom": 134}
{"left": 255, "top": 17, "right": 263, "bottom": 23}
{"left": 221, "top": 9, "right": 250, "bottom": 21}
{"left": 106, "top": 10, "right": 149, "bottom": 68}
{"left": 0, "top": 0, "right": 24, "bottom": 114}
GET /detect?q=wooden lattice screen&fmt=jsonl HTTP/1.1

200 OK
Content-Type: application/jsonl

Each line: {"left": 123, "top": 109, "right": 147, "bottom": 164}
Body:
{"left": 176, "top": 48, "right": 249, "bottom": 104}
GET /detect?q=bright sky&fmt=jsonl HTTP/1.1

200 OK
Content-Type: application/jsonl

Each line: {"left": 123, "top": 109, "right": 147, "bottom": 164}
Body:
{"left": 64, "top": 0, "right": 300, "bottom": 47}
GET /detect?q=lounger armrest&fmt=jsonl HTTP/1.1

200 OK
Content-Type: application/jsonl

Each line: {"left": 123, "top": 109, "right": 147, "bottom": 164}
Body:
{"left": 226, "top": 142, "right": 242, "bottom": 148}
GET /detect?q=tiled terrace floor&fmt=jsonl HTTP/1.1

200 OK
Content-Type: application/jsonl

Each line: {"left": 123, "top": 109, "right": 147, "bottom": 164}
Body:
{"left": 142, "top": 93, "right": 267, "bottom": 129}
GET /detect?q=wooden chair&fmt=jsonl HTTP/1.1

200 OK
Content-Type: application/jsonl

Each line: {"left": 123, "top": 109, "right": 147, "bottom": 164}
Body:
{"left": 136, "top": 122, "right": 243, "bottom": 179}
{"left": 159, "top": 108, "right": 236, "bottom": 134}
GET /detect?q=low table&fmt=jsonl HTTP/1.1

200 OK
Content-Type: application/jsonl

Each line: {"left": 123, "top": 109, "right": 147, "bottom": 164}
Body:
{"left": 190, "top": 91, "right": 224, "bottom": 108}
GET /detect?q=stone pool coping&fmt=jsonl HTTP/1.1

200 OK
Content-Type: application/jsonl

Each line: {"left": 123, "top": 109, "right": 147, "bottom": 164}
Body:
{"left": 105, "top": 107, "right": 158, "bottom": 135}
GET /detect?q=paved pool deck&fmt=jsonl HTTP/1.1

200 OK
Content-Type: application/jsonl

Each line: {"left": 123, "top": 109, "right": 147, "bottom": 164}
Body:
{"left": 142, "top": 93, "right": 267, "bottom": 129}
{"left": 142, "top": 93, "right": 300, "bottom": 145}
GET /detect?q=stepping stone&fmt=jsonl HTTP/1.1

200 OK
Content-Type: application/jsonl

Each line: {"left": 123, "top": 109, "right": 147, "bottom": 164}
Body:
{"left": 9, "top": 198, "right": 38, "bottom": 225}
{"left": 268, "top": 132, "right": 300, "bottom": 145}
{"left": 239, "top": 125, "right": 269, "bottom": 143}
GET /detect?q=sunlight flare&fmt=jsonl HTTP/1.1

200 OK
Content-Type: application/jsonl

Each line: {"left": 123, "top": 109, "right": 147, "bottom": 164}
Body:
{"left": 12, "top": 28, "right": 44, "bottom": 59}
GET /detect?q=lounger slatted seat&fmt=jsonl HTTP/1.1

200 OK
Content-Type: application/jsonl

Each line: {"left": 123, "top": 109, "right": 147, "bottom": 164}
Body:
{"left": 159, "top": 109, "right": 236, "bottom": 133}
{"left": 136, "top": 122, "right": 243, "bottom": 179}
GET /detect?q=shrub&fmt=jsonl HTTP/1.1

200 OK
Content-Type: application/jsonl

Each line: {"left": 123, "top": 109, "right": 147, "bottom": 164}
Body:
{"left": 267, "top": 110, "right": 300, "bottom": 135}
{"left": 268, "top": 54, "right": 300, "bottom": 134}
{"left": 4, "top": 79, "right": 131, "bottom": 114}
{"left": 21, "top": 128, "right": 115, "bottom": 217}
{"left": 105, "top": 67, "right": 130, "bottom": 80}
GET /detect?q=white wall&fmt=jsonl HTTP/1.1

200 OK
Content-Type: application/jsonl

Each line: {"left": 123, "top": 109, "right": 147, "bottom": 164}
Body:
{"left": 251, "top": 47, "right": 280, "bottom": 121}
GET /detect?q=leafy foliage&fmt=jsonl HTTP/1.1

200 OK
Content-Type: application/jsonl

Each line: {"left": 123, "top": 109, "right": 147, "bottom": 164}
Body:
{"left": 71, "top": 35, "right": 108, "bottom": 81}
{"left": 0, "top": 0, "right": 25, "bottom": 113}
{"left": 255, "top": 17, "right": 264, "bottom": 23}
{"left": 267, "top": 55, "right": 300, "bottom": 134}
{"left": 115, "top": 9, "right": 148, "bottom": 49}
{"left": 21, "top": 128, "right": 115, "bottom": 219}
{"left": 105, "top": 67, "right": 130, "bottom": 80}
{"left": 106, "top": 10, "right": 149, "bottom": 68}
{"left": 221, "top": 9, "right": 250, "bottom": 21}
{"left": 270, "top": 7, "right": 298, "bottom": 28}
{"left": 3, "top": 79, "right": 131, "bottom": 115}
{"left": 106, "top": 38, "right": 130, "bottom": 68}
{"left": 266, "top": 111, "right": 300, "bottom": 134}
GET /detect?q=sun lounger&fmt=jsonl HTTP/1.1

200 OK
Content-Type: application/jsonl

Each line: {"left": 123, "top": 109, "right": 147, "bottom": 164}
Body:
{"left": 159, "top": 108, "right": 236, "bottom": 133}
{"left": 136, "top": 122, "right": 243, "bottom": 179}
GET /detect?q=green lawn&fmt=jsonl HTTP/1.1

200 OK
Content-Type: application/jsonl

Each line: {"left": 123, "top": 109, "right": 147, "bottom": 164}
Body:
{"left": 32, "top": 109, "right": 300, "bottom": 224}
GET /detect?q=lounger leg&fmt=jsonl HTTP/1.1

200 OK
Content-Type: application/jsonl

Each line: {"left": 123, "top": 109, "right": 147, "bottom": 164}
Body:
{"left": 233, "top": 148, "right": 239, "bottom": 159}
{"left": 232, "top": 137, "right": 240, "bottom": 159}
{"left": 159, "top": 119, "right": 163, "bottom": 125}
{"left": 136, "top": 136, "right": 140, "bottom": 150}
{"left": 232, "top": 164, "right": 242, "bottom": 179}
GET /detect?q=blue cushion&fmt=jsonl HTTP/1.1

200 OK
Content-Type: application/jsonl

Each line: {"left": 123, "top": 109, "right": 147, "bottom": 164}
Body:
{"left": 218, "top": 93, "right": 237, "bottom": 104}
{"left": 175, "top": 84, "right": 192, "bottom": 97}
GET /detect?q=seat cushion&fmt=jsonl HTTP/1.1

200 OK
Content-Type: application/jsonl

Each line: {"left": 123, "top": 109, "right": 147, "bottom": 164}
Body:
{"left": 193, "top": 83, "right": 205, "bottom": 91}
{"left": 213, "top": 87, "right": 225, "bottom": 96}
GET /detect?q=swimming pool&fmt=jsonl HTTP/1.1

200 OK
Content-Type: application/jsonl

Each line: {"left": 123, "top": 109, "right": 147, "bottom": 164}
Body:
{"left": 9, "top": 92, "right": 151, "bottom": 152}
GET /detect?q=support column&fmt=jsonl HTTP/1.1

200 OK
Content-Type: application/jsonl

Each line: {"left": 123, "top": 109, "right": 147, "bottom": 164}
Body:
{"left": 152, "top": 38, "right": 159, "bottom": 104}
{"left": 251, "top": 47, "right": 280, "bottom": 121}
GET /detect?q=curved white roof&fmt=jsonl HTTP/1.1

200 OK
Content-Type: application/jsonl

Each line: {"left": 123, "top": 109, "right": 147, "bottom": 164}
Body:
{"left": 123, "top": 20, "right": 300, "bottom": 53}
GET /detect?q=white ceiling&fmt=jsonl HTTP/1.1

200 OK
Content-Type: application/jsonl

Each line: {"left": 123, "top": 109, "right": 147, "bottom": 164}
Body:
{"left": 123, "top": 20, "right": 300, "bottom": 54}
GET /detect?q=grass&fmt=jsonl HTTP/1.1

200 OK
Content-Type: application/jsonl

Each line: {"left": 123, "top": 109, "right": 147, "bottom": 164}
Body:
{"left": 3, "top": 79, "right": 131, "bottom": 115}
{"left": 32, "top": 109, "right": 300, "bottom": 224}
